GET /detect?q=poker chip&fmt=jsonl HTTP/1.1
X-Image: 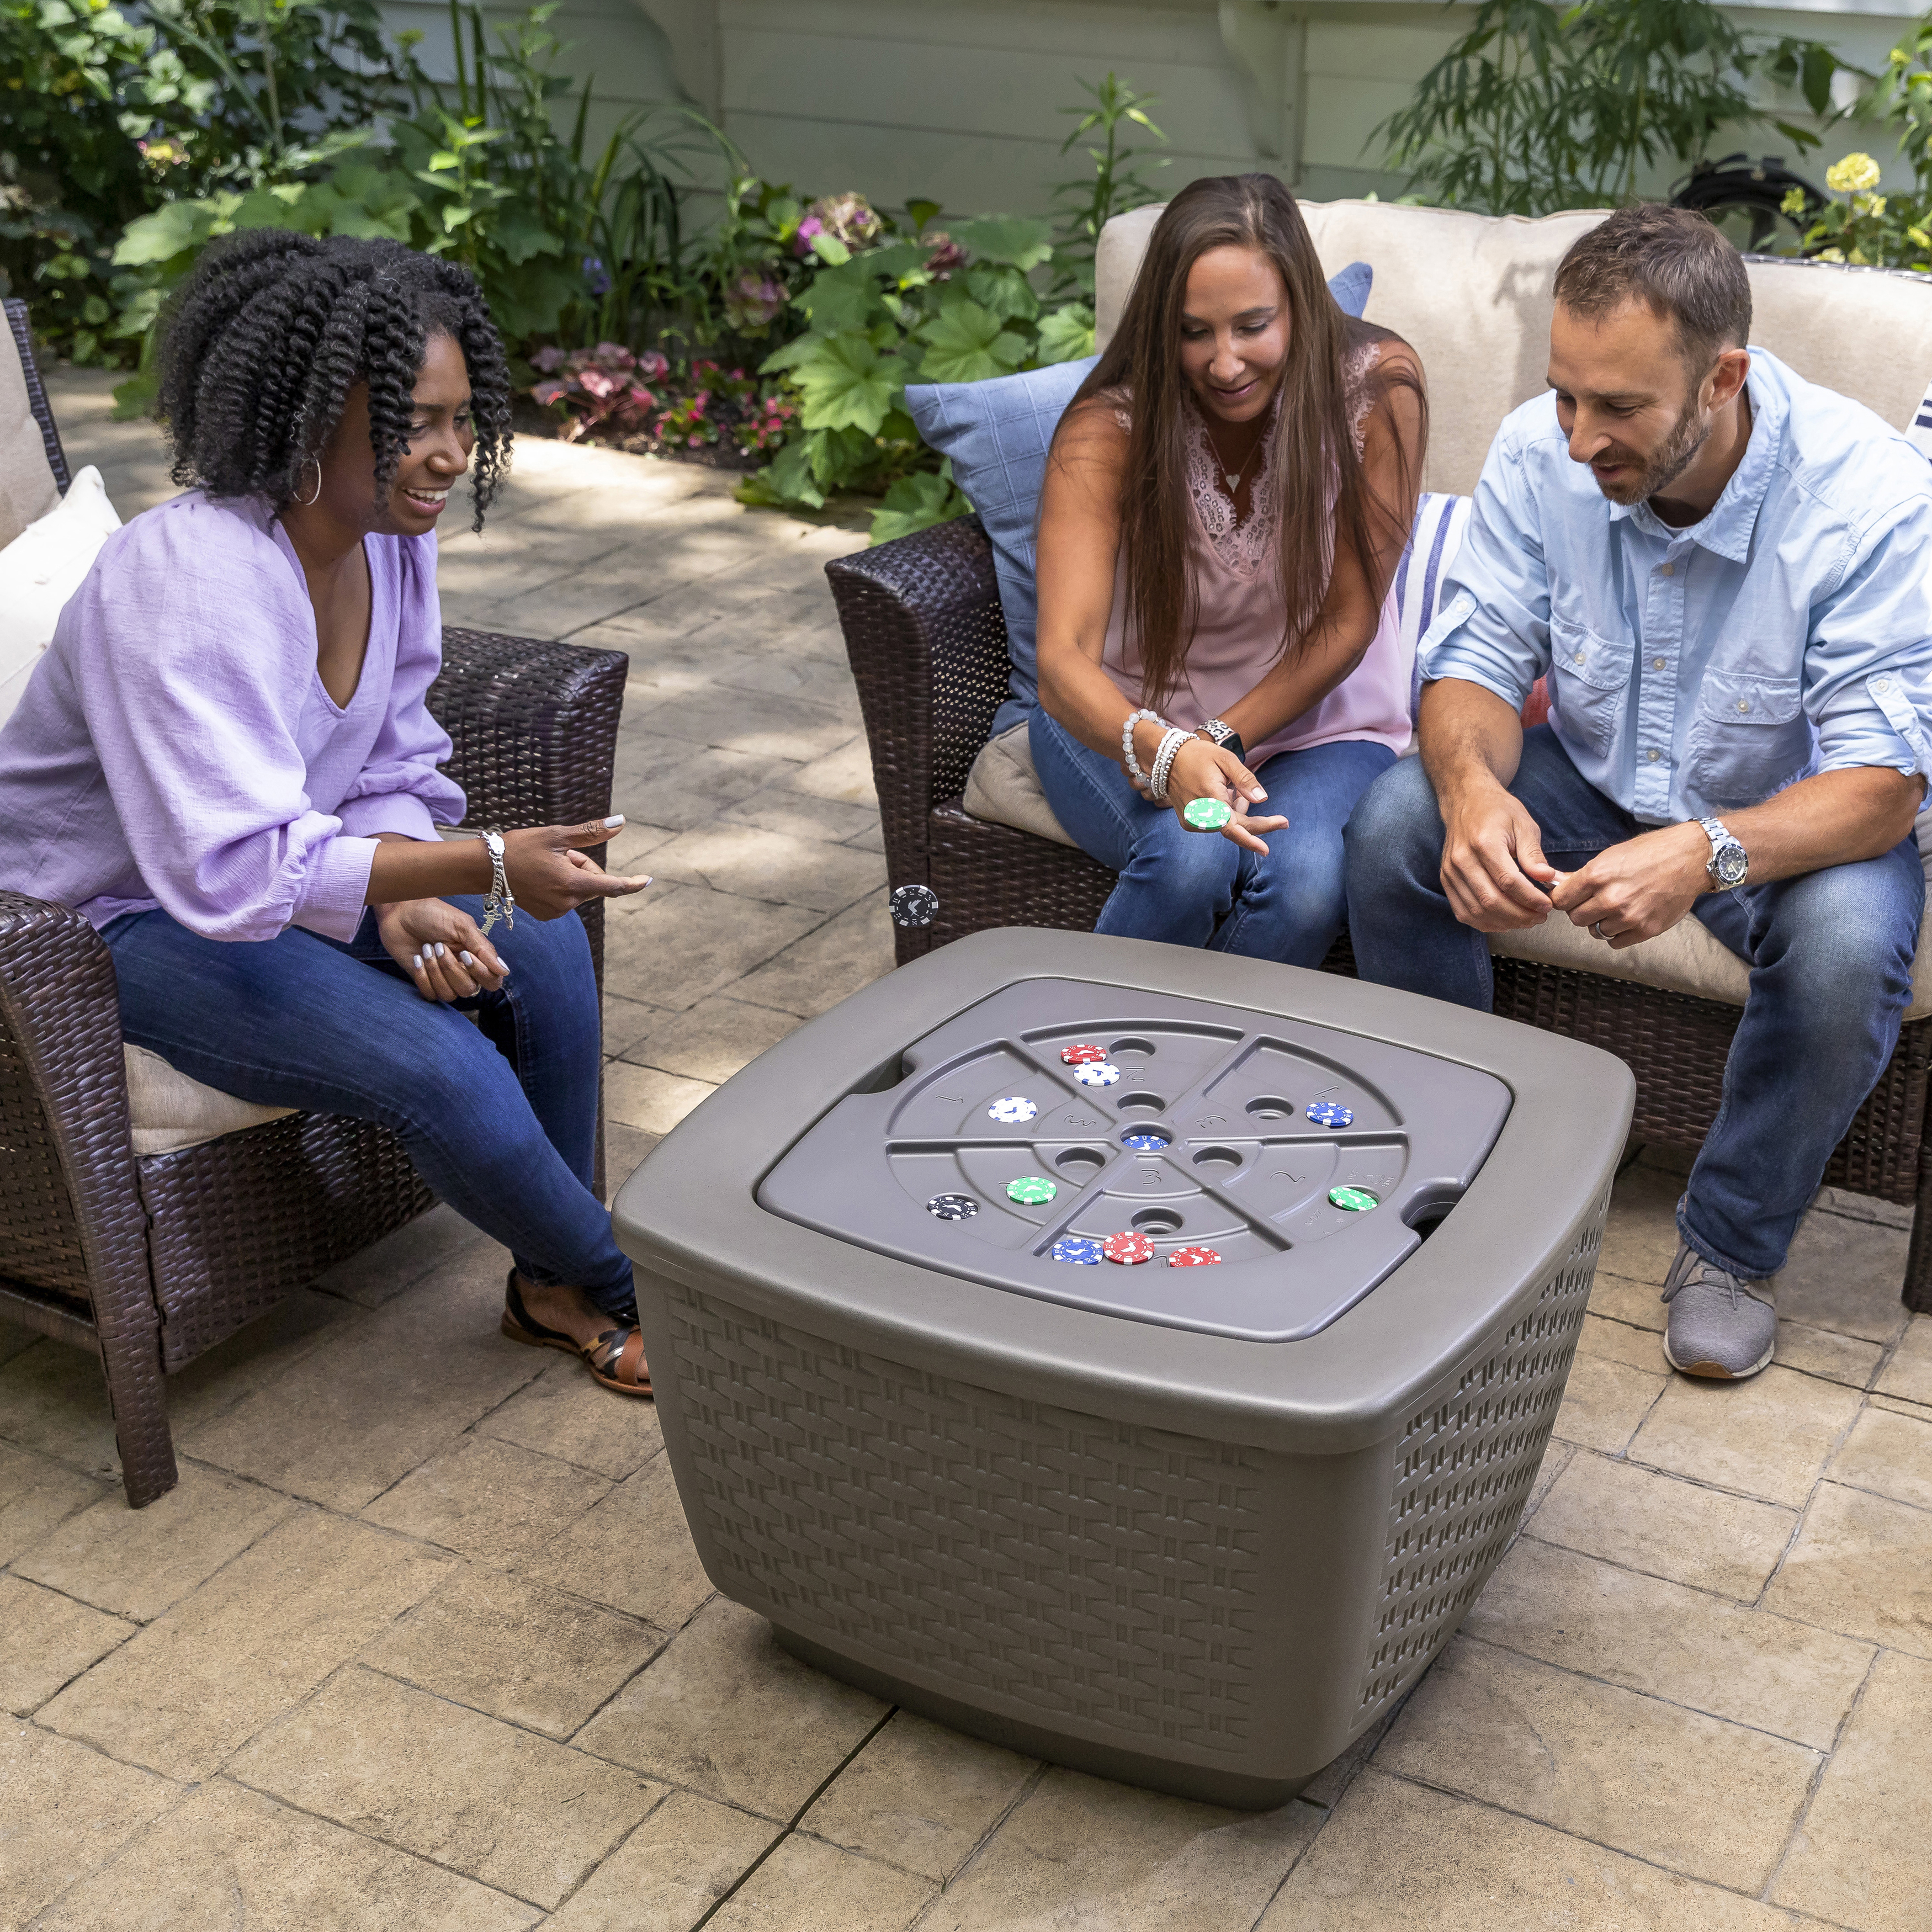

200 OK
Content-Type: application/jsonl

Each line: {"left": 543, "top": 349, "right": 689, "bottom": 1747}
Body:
{"left": 1183, "top": 797, "right": 1233, "bottom": 832}
{"left": 1169, "top": 1245, "right": 1223, "bottom": 1267}
{"left": 1050, "top": 1235, "right": 1104, "bottom": 1265}
{"left": 888, "top": 883, "right": 940, "bottom": 928}
{"left": 1060, "top": 1043, "right": 1107, "bottom": 1065}
{"left": 1073, "top": 1061, "right": 1121, "bottom": 1088}
{"left": 1305, "top": 1101, "right": 1354, "bottom": 1129}
{"left": 988, "top": 1095, "right": 1038, "bottom": 1123}
{"left": 926, "top": 1192, "right": 978, "bottom": 1220}
{"left": 1329, "top": 1185, "right": 1379, "bottom": 1212}
{"left": 1122, "top": 1129, "right": 1170, "bottom": 1151}
{"left": 1007, "top": 1175, "right": 1057, "bottom": 1206}
{"left": 1102, "top": 1230, "right": 1156, "bottom": 1266}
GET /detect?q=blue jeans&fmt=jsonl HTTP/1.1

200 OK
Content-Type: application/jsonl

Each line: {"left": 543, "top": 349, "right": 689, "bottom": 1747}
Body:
{"left": 1344, "top": 726, "right": 1924, "bottom": 1280}
{"left": 1029, "top": 707, "right": 1397, "bottom": 967}
{"left": 104, "top": 897, "right": 636, "bottom": 1316}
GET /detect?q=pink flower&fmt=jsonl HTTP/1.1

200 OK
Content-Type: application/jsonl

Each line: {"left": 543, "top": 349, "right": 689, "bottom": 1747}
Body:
{"left": 923, "top": 232, "right": 965, "bottom": 277}
{"left": 628, "top": 385, "right": 657, "bottom": 411}
{"left": 793, "top": 214, "right": 825, "bottom": 257}
{"left": 593, "top": 342, "right": 634, "bottom": 368}
{"left": 529, "top": 346, "right": 567, "bottom": 373}
{"left": 577, "top": 368, "right": 620, "bottom": 400}
{"left": 531, "top": 378, "right": 571, "bottom": 406}
{"left": 636, "top": 349, "right": 670, "bottom": 381}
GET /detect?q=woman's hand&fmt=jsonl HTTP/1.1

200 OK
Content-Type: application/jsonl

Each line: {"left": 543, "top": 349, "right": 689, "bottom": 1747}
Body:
{"left": 502, "top": 820, "right": 654, "bottom": 920}
{"left": 1163, "top": 737, "right": 1288, "bottom": 855}
{"left": 378, "top": 899, "right": 508, "bottom": 1002}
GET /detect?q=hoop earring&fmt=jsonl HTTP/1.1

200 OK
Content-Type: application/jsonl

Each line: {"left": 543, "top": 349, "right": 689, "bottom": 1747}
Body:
{"left": 296, "top": 456, "right": 322, "bottom": 507}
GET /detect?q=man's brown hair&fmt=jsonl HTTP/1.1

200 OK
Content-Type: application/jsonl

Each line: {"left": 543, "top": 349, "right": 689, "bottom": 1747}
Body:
{"left": 1552, "top": 204, "right": 1751, "bottom": 371}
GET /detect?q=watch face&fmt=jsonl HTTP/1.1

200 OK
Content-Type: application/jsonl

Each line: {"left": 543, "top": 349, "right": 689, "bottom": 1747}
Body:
{"left": 1716, "top": 844, "right": 1748, "bottom": 886}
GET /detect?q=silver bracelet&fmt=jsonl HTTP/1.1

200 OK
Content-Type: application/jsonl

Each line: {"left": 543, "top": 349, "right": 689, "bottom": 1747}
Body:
{"left": 479, "top": 829, "right": 516, "bottom": 936}
{"left": 1148, "top": 726, "right": 1190, "bottom": 804}
{"left": 1121, "top": 707, "right": 1164, "bottom": 781}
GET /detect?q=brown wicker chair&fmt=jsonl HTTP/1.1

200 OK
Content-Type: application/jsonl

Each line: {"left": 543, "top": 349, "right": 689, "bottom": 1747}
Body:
{"left": 0, "top": 300, "right": 627, "bottom": 1507}
{"left": 826, "top": 513, "right": 1932, "bottom": 1314}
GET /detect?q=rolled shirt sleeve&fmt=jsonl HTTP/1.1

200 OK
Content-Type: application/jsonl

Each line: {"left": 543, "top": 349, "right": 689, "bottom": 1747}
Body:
{"left": 1805, "top": 493, "right": 1932, "bottom": 782}
{"left": 1417, "top": 421, "right": 1552, "bottom": 714}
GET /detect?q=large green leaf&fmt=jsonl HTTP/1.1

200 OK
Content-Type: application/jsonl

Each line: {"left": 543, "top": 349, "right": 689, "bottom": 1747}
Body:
{"left": 790, "top": 333, "right": 905, "bottom": 434}
{"left": 967, "top": 263, "right": 1040, "bottom": 323}
{"left": 916, "top": 297, "right": 1029, "bottom": 384}
{"left": 949, "top": 215, "right": 1053, "bottom": 271}
{"left": 110, "top": 195, "right": 234, "bottom": 268}
{"left": 869, "top": 463, "right": 973, "bottom": 545}
{"left": 793, "top": 259, "right": 882, "bottom": 335}
{"left": 1036, "top": 301, "right": 1096, "bottom": 365}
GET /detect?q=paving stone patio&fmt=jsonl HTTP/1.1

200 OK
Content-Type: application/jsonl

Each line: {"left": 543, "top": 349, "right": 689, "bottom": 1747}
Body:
{"left": 3, "top": 370, "right": 1931, "bottom": 1929}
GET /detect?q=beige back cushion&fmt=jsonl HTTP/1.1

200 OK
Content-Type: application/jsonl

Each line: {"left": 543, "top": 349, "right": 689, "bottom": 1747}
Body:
{"left": 0, "top": 320, "right": 60, "bottom": 551}
{"left": 1094, "top": 201, "right": 1932, "bottom": 495}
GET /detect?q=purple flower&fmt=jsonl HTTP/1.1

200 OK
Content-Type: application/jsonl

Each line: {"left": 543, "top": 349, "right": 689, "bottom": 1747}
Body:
{"left": 725, "top": 270, "right": 786, "bottom": 328}
{"left": 531, "top": 378, "right": 572, "bottom": 406}
{"left": 583, "top": 255, "right": 612, "bottom": 296}
{"left": 923, "top": 231, "right": 965, "bottom": 277}
{"left": 636, "top": 349, "right": 670, "bottom": 381}
{"left": 793, "top": 214, "right": 825, "bottom": 257}
{"left": 529, "top": 346, "right": 567, "bottom": 374}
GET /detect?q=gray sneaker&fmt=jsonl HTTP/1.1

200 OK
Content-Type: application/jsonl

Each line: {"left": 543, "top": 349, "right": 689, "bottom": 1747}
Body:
{"left": 1660, "top": 1242, "right": 1776, "bottom": 1380}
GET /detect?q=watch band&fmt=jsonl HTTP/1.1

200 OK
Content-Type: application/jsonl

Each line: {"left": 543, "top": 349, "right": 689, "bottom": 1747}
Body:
{"left": 1697, "top": 816, "right": 1748, "bottom": 889}
{"left": 1196, "top": 718, "right": 1245, "bottom": 763}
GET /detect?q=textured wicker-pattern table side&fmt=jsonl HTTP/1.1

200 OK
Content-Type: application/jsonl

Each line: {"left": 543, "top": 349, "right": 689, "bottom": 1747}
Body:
{"left": 829, "top": 518, "right": 1009, "bottom": 967}
{"left": 1491, "top": 956, "right": 1931, "bottom": 1205}
{"left": 4, "top": 297, "right": 72, "bottom": 493}
{"left": 0, "top": 893, "right": 173, "bottom": 1503}
{"left": 141, "top": 1114, "right": 431, "bottom": 1367}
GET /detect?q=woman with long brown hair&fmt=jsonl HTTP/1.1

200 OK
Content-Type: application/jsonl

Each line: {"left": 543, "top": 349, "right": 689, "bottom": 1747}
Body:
{"left": 1032, "top": 174, "right": 1425, "bottom": 963}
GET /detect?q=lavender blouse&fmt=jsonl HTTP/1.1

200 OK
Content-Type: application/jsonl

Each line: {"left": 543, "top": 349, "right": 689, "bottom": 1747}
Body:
{"left": 0, "top": 491, "right": 465, "bottom": 941}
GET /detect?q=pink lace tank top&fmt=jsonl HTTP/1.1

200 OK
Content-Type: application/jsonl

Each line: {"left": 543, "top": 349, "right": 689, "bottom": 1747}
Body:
{"left": 1097, "top": 346, "right": 1411, "bottom": 765}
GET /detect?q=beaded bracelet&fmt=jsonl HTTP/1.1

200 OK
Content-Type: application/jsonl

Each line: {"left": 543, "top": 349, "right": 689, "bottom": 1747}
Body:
{"left": 1121, "top": 707, "right": 1164, "bottom": 782}
{"left": 1148, "top": 726, "right": 1190, "bottom": 804}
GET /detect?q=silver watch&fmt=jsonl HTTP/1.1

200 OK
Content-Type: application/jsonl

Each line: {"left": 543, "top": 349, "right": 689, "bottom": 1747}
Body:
{"left": 1698, "top": 816, "right": 1748, "bottom": 889}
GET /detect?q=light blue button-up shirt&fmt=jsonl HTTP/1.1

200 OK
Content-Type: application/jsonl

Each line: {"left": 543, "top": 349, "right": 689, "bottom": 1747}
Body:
{"left": 1419, "top": 347, "right": 1932, "bottom": 825}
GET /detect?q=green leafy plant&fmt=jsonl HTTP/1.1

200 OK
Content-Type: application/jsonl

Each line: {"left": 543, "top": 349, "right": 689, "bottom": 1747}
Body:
{"left": 1378, "top": 0, "right": 1846, "bottom": 215}
{"left": 1048, "top": 71, "right": 1167, "bottom": 326}
{"left": 738, "top": 210, "right": 1088, "bottom": 538}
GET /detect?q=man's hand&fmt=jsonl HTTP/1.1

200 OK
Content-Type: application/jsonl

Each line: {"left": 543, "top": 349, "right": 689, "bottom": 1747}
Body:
{"left": 1438, "top": 778, "right": 1559, "bottom": 931}
{"left": 1550, "top": 821, "right": 1708, "bottom": 948}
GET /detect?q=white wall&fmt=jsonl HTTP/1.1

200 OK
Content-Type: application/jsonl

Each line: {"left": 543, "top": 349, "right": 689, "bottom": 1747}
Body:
{"left": 381, "top": 0, "right": 1932, "bottom": 214}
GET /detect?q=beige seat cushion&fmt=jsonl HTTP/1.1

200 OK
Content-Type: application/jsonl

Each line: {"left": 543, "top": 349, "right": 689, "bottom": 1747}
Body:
{"left": 963, "top": 720, "right": 1076, "bottom": 846}
{"left": 1490, "top": 904, "right": 1932, "bottom": 1023}
{"left": 123, "top": 1043, "right": 294, "bottom": 1158}
{"left": 1096, "top": 203, "right": 1932, "bottom": 495}
{"left": 0, "top": 321, "right": 61, "bottom": 552}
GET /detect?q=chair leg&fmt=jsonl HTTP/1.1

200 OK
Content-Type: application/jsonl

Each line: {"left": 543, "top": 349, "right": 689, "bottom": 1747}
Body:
{"left": 1906, "top": 1163, "right": 1932, "bottom": 1315}
{"left": 97, "top": 1309, "right": 178, "bottom": 1508}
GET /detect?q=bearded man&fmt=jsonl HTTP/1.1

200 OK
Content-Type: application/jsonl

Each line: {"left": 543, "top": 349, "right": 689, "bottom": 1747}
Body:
{"left": 1345, "top": 203, "right": 1932, "bottom": 1381}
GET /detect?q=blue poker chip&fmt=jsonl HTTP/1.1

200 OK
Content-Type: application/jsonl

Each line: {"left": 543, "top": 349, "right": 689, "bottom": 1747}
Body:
{"left": 1050, "top": 1235, "right": 1105, "bottom": 1265}
{"left": 988, "top": 1095, "right": 1038, "bottom": 1124}
{"left": 1122, "top": 1129, "right": 1170, "bottom": 1151}
{"left": 1305, "top": 1101, "right": 1354, "bottom": 1129}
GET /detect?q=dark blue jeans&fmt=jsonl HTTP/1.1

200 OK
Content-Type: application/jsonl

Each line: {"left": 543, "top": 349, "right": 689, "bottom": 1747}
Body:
{"left": 104, "top": 896, "right": 636, "bottom": 1315}
{"left": 1029, "top": 706, "right": 1398, "bottom": 967}
{"left": 1344, "top": 726, "right": 1924, "bottom": 1280}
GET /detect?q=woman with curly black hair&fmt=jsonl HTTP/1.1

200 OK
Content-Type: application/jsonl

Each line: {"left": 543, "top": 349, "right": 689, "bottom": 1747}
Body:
{"left": 0, "top": 230, "right": 657, "bottom": 1395}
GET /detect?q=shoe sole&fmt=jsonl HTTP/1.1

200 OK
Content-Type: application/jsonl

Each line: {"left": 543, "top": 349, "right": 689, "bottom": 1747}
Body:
{"left": 1663, "top": 1336, "right": 1775, "bottom": 1381}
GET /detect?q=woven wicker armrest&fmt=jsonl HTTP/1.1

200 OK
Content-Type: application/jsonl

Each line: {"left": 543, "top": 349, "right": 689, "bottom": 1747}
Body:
{"left": 825, "top": 516, "right": 1011, "bottom": 899}
{"left": 0, "top": 893, "right": 151, "bottom": 1309}
{"left": 429, "top": 627, "right": 628, "bottom": 989}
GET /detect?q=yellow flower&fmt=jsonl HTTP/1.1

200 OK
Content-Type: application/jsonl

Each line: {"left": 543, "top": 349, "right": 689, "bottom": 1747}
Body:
{"left": 1820, "top": 247, "right": 1847, "bottom": 262}
{"left": 1857, "top": 193, "right": 1888, "bottom": 218}
{"left": 1780, "top": 187, "right": 1807, "bottom": 217}
{"left": 1909, "top": 226, "right": 1931, "bottom": 249}
{"left": 1827, "top": 152, "right": 1883, "bottom": 193}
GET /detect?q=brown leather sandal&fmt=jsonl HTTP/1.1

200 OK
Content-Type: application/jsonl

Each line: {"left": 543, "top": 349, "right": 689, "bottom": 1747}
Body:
{"left": 501, "top": 1269, "right": 652, "bottom": 1397}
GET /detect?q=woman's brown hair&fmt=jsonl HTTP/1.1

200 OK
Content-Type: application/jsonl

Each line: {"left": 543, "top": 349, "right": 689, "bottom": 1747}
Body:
{"left": 1058, "top": 174, "right": 1424, "bottom": 710}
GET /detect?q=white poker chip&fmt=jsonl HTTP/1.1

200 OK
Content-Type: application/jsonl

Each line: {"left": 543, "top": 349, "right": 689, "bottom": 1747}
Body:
{"left": 1073, "top": 1062, "right": 1121, "bottom": 1088}
{"left": 987, "top": 1095, "right": 1038, "bottom": 1123}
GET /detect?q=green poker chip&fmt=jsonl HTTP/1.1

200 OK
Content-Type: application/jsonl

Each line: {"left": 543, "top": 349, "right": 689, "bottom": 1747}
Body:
{"left": 1007, "top": 1175, "right": 1057, "bottom": 1206}
{"left": 1329, "top": 1185, "right": 1379, "bottom": 1212}
{"left": 1183, "top": 797, "right": 1233, "bottom": 831}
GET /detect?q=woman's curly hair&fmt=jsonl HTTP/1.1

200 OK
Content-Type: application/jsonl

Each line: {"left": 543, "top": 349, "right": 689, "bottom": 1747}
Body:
{"left": 155, "top": 229, "right": 512, "bottom": 530}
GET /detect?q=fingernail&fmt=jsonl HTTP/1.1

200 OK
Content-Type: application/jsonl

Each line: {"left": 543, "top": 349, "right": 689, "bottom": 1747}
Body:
{"left": 411, "top": 953, "right": 422, "bottom": 969}
{"left": 1253, "top": 789, "right": 1268, "bottom": 800}
{"left": 603, "top": 815, "right": 624, "bottom": 828}
{"left": 434, "top": 943, "right": 445, "bottom": 959}
{"left": 459, "top": 951, "right": 474, "bottom": 965}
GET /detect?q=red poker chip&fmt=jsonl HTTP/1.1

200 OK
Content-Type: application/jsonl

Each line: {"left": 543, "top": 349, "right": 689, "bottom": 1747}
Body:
{"left": 1060, "top": 1043, "right": 1108, "bottom": 1065}
{"left": 1102, "top": 1231, "right": 1156, "bottom": 1265}
{"left": 1168, "top": 1246, "right": 1223, "bottom": 1267}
